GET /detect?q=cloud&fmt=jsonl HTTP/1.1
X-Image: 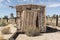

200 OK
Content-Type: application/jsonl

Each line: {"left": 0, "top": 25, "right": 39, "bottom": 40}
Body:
{"left": 0, "top": 0, "right": 3, "bottom": 2}
{"left": 0, "top": 3, "right": 6, "bottom": 8}
{"left": 7, "top": 0, "right": 11, "bottom": 3}
{"left": 0, "top": 0, "right": 3, "bottom": 3}
{"left": 23, "top": 0, "right": 35, "bottom": 1}
{"left": 0, "top": 0, "right": 10, "bottom": 8}
{"left": 47, "top": 3, "right": 60, "bottom": 8}
{"left": 17, "top": 0, "right": 35, "bottom": 2}
{"left": 0, "top": 0, "right": 5, "bottom": 8}
{"left": 23, "top": 0, "right": 27, "bottom": 1}
{"left": 17, "top": 0, "right": 27, "bottom": 2}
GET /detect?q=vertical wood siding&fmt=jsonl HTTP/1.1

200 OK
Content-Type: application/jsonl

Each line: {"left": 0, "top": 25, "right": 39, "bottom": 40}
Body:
{"left": 16, "top": 5, "right": 46, "bottom": 32}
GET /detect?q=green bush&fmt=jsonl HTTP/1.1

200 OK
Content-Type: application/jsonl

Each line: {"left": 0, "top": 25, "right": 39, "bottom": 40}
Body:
{"left": 25, "top": 27, "right": 40, "bottom": 36}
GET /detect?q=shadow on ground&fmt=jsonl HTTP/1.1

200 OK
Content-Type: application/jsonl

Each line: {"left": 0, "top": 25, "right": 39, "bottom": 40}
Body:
{"left": 46, "top": 26, "right": 60, "bottom": 33}
{"left": 9, "top": 26, "right": 60, "bottom": 40}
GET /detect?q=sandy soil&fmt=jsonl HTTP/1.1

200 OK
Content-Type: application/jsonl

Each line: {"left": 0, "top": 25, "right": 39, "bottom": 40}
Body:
{"left": 0, "top": 24, "right": 17, "bottom": 40}
{"left": 16, "top": 26, "right": 60, "bottom": 40}
{"left": 16, "top": 32, "right": 60, "bottom": 40}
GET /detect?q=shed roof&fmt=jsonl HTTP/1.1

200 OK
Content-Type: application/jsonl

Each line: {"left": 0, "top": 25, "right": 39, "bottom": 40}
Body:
{"left": 16, "top": 4, "right": 45, "bottom": 7}
{"left": 9, "top": 4, "right": 45, "bottom": 9}
{"left": 16, "top": 4, "right": 45, "bottom": 8}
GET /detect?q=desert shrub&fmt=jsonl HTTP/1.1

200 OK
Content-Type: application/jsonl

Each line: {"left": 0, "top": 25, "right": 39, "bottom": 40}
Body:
{"left": 14, "top": 24, "right": 17, "bottom": 28}
{"left": 46, "top": 23, "right": 49, "bottom": 25}
{"left": 1, "top": 27, "right": 10, "bottom": 34}
{"left": 0, "top": 22, "right": 8, "bottom": 26}
{"left": 25, "top": 27, "right": 40, "bottom": 36}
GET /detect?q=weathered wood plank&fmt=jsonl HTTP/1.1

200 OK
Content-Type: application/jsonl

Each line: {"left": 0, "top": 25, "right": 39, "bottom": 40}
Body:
{"left": 16, "top": 5, "right": 46, "bottom": 33}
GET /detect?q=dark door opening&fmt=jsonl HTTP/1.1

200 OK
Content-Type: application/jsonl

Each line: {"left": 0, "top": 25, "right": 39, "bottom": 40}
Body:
{"left": 36, "top": 15, "right": 38, "bottom": 27}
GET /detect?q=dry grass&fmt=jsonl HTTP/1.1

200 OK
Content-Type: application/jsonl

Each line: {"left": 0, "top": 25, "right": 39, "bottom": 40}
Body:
{"left": 0, "top": 22, "right": 8, "bottom": 26}
{"left": 25, "top": 27, "right": 40, "bottom": 36}
{"left": 1, "top": 27, "right": 10, "bottom": 34}
{"left": 46, "top": 19, "right": 60, "bottom": 26}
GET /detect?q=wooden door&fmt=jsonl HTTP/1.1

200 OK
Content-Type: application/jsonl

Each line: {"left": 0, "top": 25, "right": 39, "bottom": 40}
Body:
{"left": 21, "top": 10, "right": 38, "bottom": 32}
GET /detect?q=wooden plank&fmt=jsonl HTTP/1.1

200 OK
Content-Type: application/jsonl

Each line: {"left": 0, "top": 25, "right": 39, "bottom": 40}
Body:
{"left": 16, "top": 5, "right": 46, "bottom": 33}
{"left": 38, "top": 7, "right": 46, "bottom": 32}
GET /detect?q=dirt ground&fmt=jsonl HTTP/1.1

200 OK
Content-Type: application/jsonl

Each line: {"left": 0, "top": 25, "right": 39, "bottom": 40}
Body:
{"left": 16, "top": 26, "right": 60, "bottom": 40}
{"left": 16, "top": 32, "right": 60, "bottom": 40}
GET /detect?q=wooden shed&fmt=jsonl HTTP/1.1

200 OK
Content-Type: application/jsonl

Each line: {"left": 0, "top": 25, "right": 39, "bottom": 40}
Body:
{"left": 16, "top": 4, "right": 46, "bottom": 33}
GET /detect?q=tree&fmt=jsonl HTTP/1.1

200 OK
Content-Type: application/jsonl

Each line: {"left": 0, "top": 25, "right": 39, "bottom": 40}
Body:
{"left": 52, "top": 14, "right": 56, "bottom": 19}
{"left": 46, "top": 15, "right": 50, "bottom": 20}
{"left": 10, "top": 13, "right": 14, "bottom": 18}
{"left": 3, "top": 16, "right": 8, "bottom": 19}
{"left": 59, "top": 15, "right": 60, "bottom": 17}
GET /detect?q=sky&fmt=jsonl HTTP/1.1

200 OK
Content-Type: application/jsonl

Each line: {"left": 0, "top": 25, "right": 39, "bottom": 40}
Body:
{"left": 0, "top": 0, "right": 60, "bottom": 18}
